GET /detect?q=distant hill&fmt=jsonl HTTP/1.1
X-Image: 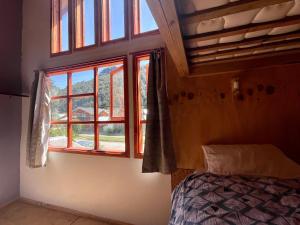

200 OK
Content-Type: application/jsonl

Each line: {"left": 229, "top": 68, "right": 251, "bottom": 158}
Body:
{"left": 50, "top": 65, "right": 148, "bottom": 117}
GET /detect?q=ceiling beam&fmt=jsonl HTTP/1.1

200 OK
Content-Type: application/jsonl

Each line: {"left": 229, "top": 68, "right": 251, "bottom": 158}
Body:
{"left": 181, "top": 0, "right": 291, "bottom": 25}
{"left": 186, "top": 31, "right": 300, "bottom": 56}
{"left": 146, "top": 0, "right": 189, "bottom": 76}
{"left": 184, "top": 15, "right": 300, "bottom": 44}
{"left": 189, "top": 39, "right": 300, "bottom": 63}
{"left": 191, "top": 48, "right": 300, "bottom": 66}
{"left": 189, "top": 49, "right": 300, "bottom": 77}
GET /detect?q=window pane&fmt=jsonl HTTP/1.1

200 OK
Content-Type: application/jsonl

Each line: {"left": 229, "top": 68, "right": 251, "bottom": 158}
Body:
{"left": 99, "top": 123, "right": 125, "bottom": 152}
{"left": 49, "top": 74, "right": 68, "bottom": 96}
{"left": 72, "top": 96, "right": 94, "bottom": 121}
{"left": 72, "top": 124, "right": 95, "bottom": 149}
{"left": 51, "top": 98, "right": 67, "bottom": 121}
{"left": 98, "top": 62, "right": 124, "bottom": 121}
{"left": 51, "top": 0, "right": 60, "bottom": 53}
{"left": 102, "top": 0, "right": 125, "bottom": 42}
{"left": 84, "top": 0, "right": 95, "bottom": 46}
{"left": 51, "top": 0, "right": 69, "bottom": 53}
{"left": 139, "top": 0, "right": 158, "bottom": 33}
{"left": 138, "top": 58, "right": 149, "bottom": 120}
{"left": 75, "top": 0, "right": 95, "bottom": 48}
{"left": 72, "top": 70, "right": 94, "bottom": 95}
{"left": 140, "top": 123, "right": 146, "bottom": 154}
{"left": 135, "top": 55, "right": 150, "bottom": 157}
{"left": 49, "top": 124, "right": 68, "bottom": 148}
{"left": 111, "top": 68, "right": 125, "bottom": 119}
{"left": 61, "top": 0, "right": 69, "bottom": 51}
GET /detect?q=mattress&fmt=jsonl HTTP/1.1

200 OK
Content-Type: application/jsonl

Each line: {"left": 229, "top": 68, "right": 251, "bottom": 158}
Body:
{"left": 169, "top": 172, "right": 300, "bottom": 225}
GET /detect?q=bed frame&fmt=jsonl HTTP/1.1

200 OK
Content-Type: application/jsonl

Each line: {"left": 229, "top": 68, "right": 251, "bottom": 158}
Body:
{"left": 171, "top": 169, "right": 195, "bottom": 190}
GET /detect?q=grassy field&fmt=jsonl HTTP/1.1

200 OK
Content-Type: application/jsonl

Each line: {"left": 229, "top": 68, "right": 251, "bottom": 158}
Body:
{"left": 79, "top": 134, "right": 125, "bottom": 142}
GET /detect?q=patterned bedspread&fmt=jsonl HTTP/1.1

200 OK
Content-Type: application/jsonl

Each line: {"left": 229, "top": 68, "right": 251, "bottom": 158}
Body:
{"left": 169, "top": 172, "right": 300, "bottom": 225}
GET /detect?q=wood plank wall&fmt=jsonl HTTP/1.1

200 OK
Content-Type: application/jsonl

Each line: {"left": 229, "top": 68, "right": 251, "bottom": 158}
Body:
{"left": 166, "top": 53, "right": 300, "bottom": 169}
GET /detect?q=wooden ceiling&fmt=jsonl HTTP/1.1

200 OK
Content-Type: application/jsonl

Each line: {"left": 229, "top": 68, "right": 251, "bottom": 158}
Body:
{"left": 147, "top": 0, "right": 300, "bottom": 76}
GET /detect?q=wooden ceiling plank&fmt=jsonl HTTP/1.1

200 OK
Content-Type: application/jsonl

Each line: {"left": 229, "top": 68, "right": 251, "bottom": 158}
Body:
{"left": 184, "top": 15, "right": 300, "bottom": 44}
{"left": 181, "top": 0, "right": 292, "bottom": 24}
{"left": 189, "top": 49, "right": 300, "bottom": 76}
{"left": 147, "top": 0, "right": 189, "bottom": 76}
{"left": 189, "top": 39, "right": 300, "bottom": 62}
{"left": 186, "top": 31, "right": 300, "bottom": 56}
{"left": 191, "top": 47, "right": 300, "bottom": 66}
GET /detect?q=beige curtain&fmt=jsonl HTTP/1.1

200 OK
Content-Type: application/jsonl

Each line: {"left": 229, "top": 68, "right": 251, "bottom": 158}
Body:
{"left": 26, "top": 71, "right": 51, "bottom": 168}
{"left": 142, "top": 50, "right": 177, "bottom": 174}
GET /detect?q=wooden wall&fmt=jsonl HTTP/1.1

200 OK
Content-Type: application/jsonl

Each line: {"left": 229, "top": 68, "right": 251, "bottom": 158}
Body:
{"left": 166, "top": 57, "right": 300, "bottom": 169}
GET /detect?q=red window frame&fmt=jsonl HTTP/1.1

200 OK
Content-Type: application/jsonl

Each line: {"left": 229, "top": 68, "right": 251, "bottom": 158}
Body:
{"left": 50, "top": 0, "right": 72, "bottom": 56}
{"left": 50, "top": 0, "right": 160, "bottom": 56}
{"left": 74, "top": 0, "right": 98, "bottom": 50}
{"left": 133, "top": 51, "right": 151, "bottom": 158}
{"left": 48, "top": 56, "right": 130, "bottom": 158}
{"left": 101, "top": 0, "right": 129, "bottom": 44}
{"left": 131, "top": 0, "right": 159, "bottom": 38}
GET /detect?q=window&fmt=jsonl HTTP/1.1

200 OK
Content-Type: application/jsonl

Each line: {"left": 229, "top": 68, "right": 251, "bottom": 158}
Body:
{"left": 101, "top": 0, "right": 127, "bottom": 43}
{"left": 51, "top": 0, "right": 159, "bottom": 55}
{"left": 48, "top": 57, "right": 129, "bottom": 157}
{"left": 75, "top": 0, "right": 97, "bottom": 49}
{"left": 51, "top": 0, "right": 71, "bottom": 54}
{"left": 132, "top": 0, "right": 158, "bottom": 36}
{"left": 133, "top": 52, "right": 150, "bottom": 158}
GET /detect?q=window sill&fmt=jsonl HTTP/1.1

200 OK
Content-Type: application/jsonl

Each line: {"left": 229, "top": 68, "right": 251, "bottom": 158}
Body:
{"left": 101, "top": 37, "right": 128, "bottom": 46}
{"left": 74, "top": 44, "right": 98, "bottom": 52}
{"left": 132, "top": 29, "right": 160, "bottom": 39}
{"left": 50, "top": 50, "right": 72, "bottom": 58}
{"left": 49, "top": 148, "right": 130, "bottom": 158}
{"left": 134, "top": 152, "right": 144, "bottom": 159}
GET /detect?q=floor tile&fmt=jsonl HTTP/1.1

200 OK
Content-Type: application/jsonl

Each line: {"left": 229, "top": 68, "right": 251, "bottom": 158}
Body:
{"left": 72, "top": 218, "right": 112, "bottom": 225}
{"left": 0, "top": 201, "right": 77, "bottom": 225}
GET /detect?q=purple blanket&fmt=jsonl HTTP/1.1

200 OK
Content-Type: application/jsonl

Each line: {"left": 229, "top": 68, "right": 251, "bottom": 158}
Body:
{"left": 169, "top": 172, "right": 300, "bottom": 225}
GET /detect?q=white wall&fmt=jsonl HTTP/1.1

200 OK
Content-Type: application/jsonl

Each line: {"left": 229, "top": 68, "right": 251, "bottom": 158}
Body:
{"left": 0, "top": 95, "right": 21, "bottom": 206}
{"left": 20, "top": 1, "right": 171, "bottom": 225}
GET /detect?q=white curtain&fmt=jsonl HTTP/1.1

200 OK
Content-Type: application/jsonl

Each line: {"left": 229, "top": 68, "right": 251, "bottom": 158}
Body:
{"left": 26, "top": 71, "right": 51, "bottom": 168}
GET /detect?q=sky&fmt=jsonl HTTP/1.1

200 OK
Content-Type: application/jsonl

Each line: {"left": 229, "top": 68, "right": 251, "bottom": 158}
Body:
{"left": 140, "top": 0, "right": 158, "bottom": 33}
{"left": 84, "top": 0, "right": 96, "bottom": 45}
{"left": 61, "top": 0, "right": 157, "bottom": 48}
{"left": 51, "top": 74, "right": 68, "bottom": 90}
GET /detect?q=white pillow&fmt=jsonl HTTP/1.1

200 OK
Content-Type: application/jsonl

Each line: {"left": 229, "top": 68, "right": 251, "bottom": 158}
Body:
{"left": 202, "top": 144, "right": 300, "bottom": 179}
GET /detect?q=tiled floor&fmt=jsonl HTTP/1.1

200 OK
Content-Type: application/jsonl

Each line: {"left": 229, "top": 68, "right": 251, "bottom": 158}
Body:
{"left": 0, "top": 201, "right": 125, "bottom": 225}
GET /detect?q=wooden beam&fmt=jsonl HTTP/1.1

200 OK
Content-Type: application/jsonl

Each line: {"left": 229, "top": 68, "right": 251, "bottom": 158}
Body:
{"left": 189, "top": 39, "right": 300, "bottom": 63}
{"left": 181, "top": 0, "right": 291, "bottom": 24}
{"left": 146, "top": 0, "right": 189, "bottom": 76}
{"left": 184, "top": 15, "right": 300, "bottom": 44}
{"left": 186, "top": 31, "right": 300, "bottom": 56}
{"left": 189, "top": 49, "right": 300, "bottom": 77}
{"left": 191, "top": 48, "right": 300, "bottom": 67}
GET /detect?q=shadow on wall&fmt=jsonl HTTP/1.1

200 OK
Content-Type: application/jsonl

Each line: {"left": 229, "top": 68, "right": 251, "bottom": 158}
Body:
{"left": 167, "top": 61, "right": 300, "bottom": 169}
{"left": 0, "top": 0, "right": 22, "bottom": 95}
{"left": 0, "top": 95, "right": 21, "bottom": 206}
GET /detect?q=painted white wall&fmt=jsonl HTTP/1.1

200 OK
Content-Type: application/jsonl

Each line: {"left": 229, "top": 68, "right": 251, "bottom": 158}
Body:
{"left": 0, "top": 95, "right": 21, "bottom": 207}
{"left": 20, "top": 1, "right": 171, "bottom": 225}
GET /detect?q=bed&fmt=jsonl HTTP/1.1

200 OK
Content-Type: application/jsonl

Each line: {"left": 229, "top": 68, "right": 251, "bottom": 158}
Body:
{"left": 169, "top": 145, "right": 300, "bottom": 225}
